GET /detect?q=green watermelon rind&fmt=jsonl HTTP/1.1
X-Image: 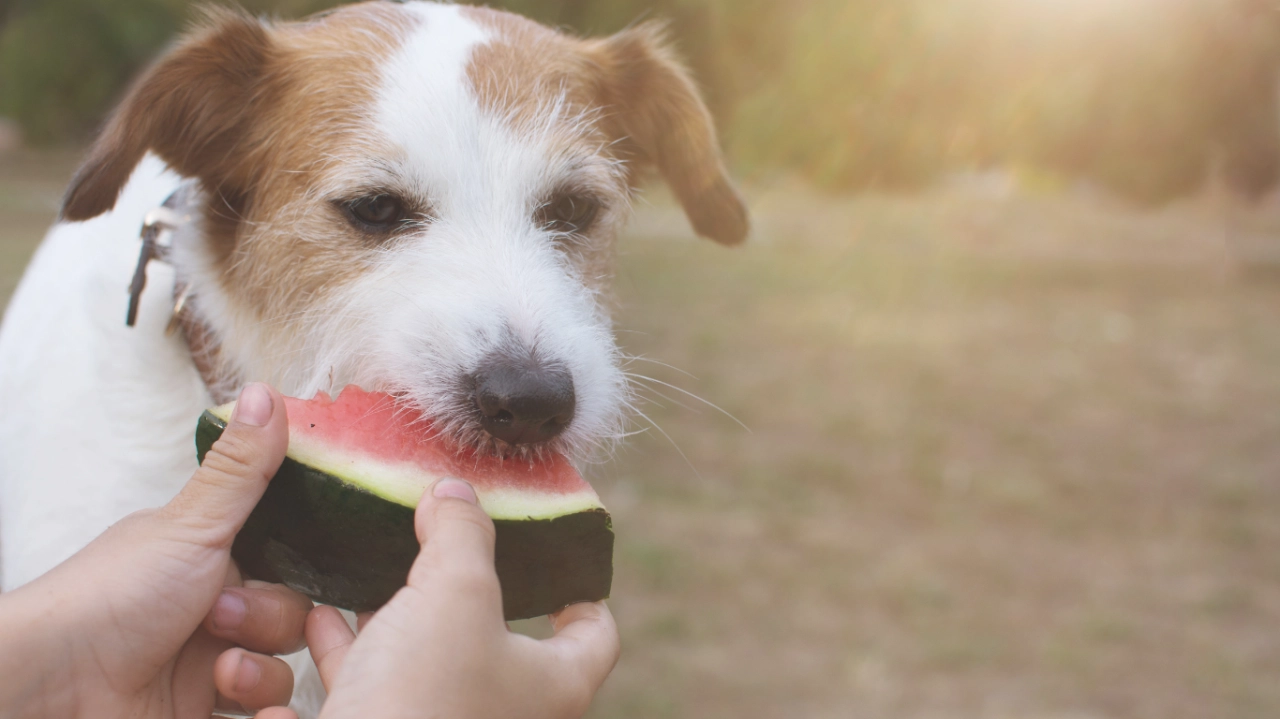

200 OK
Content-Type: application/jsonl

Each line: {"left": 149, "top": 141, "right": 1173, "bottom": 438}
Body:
{"left": 197, "top": 411, "right": 614, "bottom": 620}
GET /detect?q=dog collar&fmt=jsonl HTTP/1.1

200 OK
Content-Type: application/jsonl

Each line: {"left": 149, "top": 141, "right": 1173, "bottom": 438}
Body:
{"left": 128, "top": 184, "right": 197, "bottom": 331}
{"left": 131, "top": 184, "right": 230, "bottom": 401}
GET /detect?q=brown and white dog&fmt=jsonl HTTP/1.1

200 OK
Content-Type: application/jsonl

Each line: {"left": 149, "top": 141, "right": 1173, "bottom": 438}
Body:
{"left": 0, "top": 0, "right": 745, "bottom": 712}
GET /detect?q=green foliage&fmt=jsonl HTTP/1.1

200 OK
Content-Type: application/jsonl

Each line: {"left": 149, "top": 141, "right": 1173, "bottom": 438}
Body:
{"left": 1, "top": 0, "right": 183, "bottom": 142}
{"left": 3, "top": 0, "right": 1278, "bottom": 202}
{"left": 0, "top": 0, "right": 344, "bottom": 142}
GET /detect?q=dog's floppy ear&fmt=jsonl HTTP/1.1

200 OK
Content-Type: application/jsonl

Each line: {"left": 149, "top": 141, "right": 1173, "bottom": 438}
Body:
{"left": 62, "top": 9, "right": 273, "bottom": 222}
{"left": 594, "top": 23, "right": 748, "bottom": 246}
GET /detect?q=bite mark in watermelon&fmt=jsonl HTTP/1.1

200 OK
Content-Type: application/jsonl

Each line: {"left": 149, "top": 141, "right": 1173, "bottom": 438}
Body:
{"left": 196, "top": 386, "right": 614, "bottom": 620}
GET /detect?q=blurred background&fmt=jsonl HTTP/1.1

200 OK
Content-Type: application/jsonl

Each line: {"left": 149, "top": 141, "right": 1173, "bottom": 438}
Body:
{"left": 3, "top": 1, "right": 1280, "bottom": 717}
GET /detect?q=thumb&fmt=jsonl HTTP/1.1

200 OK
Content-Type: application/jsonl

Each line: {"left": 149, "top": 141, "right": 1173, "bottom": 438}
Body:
{"left": 162, "top": 383, "right": 289, "bottom": 545}
{"left": 407, "top": 479, "right": 499, "bottom": 593}
{"left": 546, "top": 601, "right": 621, "bottom": 694}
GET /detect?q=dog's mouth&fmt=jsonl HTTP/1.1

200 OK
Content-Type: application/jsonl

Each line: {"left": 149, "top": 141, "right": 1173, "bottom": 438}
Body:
{"left": 387, "top": 375, "right": 578, "bottom": 463}
{"left": 461, "top": 428, "right": 570, "bottom": 462}
{"left": 424, "top": 414, "right": 574, "bottom": 463}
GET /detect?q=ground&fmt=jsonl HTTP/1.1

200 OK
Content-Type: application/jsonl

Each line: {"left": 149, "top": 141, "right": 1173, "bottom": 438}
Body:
{"left": 2, "top": 150, "right": 1278, "bottom": 719}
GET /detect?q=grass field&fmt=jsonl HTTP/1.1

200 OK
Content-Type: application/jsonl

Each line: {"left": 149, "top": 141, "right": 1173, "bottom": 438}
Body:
{"left": 3, "top": 150, "right": 1279, "bottom": 719}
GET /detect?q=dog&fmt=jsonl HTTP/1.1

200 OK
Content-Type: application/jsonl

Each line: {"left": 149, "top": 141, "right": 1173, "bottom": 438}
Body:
{"left": 0, "top": 0, "right": 745, "bottom": 713}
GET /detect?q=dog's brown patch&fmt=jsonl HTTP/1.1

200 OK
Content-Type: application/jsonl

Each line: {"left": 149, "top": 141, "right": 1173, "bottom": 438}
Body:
{"left": 463, "top": 8, "right": 748, "bottom": 246}
{"left": 221, "top": 3, "right": 413, "bottom": 306}
{"left": 585, "top": 24, "right": 749, "bottom": 246}
{"left": 62, "top": 3, "right": 418, "bottom": 389}
{"left": 61, "top": 7, "right": 273, "bottom": 223}
{"left": 463, "top": 7, "right": 603, "bottom": 131}
{"left": 200, "top": 3, "right": 419, "bottom": 387}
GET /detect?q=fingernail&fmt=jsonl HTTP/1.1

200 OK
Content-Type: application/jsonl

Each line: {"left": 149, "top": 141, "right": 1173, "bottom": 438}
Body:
{"left": 211, "top": 591, "right": 247, "bottom": 631}
{"left": 433, "top": 478, "right": 477, "bottom": 505}
{"left": 234, "top": 653, "right": 262, "bottom": 693}
{"left": 232, "top": 383, "right": 273, "bottom": 427}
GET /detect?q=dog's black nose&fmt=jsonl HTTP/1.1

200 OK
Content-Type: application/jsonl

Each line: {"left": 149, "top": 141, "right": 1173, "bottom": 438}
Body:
{"left": 472, "top": 357, "right": 575, "bottom": 446}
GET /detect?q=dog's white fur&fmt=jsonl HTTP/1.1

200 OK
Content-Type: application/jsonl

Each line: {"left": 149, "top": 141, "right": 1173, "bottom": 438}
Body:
{"left": 0, "top": 156, "right": 206, "bottom": 586}
{"left": 318, "top": 4, "right": 628, "bottom": 457}
{"left": 0, "top": 2, "right": 744, "bottom": 714}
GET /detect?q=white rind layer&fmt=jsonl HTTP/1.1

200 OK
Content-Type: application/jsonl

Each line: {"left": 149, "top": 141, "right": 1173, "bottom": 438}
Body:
{"left": 208, "top": 403, "right": 604, "bottom": 520}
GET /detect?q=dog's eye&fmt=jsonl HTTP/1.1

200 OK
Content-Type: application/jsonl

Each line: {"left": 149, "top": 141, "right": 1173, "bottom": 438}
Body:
{"left": 539, "top": 194, "right": 600, "bottom": 235}
{"left": 343, "top": 195, "right": 407, "bottom": 231}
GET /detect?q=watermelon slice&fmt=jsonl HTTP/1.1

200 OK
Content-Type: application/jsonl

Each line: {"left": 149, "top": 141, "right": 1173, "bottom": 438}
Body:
{"left": 195, "top": 386, "right": 613, "bottom": 621}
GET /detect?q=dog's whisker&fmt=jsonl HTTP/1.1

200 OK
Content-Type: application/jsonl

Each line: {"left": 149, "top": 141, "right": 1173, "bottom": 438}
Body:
{"left": 621, "top": 372, "right": 751, "bottom": 432}
{"left": 626, "top": 387, "right": 684, "bottom": 413}
{"left": 621, "top": 400, "right": 705, "bottom": 484}
{"left": 620, "top": 354, "right": 698, "bottom": 380}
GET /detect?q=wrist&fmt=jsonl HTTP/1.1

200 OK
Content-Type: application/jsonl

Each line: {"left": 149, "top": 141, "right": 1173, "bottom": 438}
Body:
{"left": 0, "top": 580, "right": 86, "bottom": 717}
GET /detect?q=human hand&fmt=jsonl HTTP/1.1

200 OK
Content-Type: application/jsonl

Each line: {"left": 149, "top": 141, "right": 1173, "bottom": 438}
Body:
{"left": 265, "top": 478, "right": 621, "bottom": 719}
{"left": 0, "top": 383, "right": 313, "bottom": 718}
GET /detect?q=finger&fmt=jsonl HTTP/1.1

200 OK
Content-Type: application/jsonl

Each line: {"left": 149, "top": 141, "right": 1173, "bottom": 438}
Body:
{"left": 204, "top": 582, "right": 314, "bottom": 655}
{"left": 305, "top": 605, "right": 356, "bottom": 691}
{"left": 355, "top": 611, "right": 374, "bottom": 632}
{"left": 252, "top": 708, "right": 298, "bottom": 719}
{"left": 172, "top": 626, "right": 235, "bottom": 718}
{"left": 546, "top": 601, "right": 621, "bottom": 693}
{"left": 223, "top": 560, "right": 244, "bottom": 587}
{"left": 162, "top": 383, "right": 288, "bottom": 544}
{"left": 213, "top": 695, "right": 247, "bottom": 714}
{"left": 213, "top": 648, "right": 295, "bottom": 711}
{"left": 408, "top": 479, "right": 499, "bottom": 586}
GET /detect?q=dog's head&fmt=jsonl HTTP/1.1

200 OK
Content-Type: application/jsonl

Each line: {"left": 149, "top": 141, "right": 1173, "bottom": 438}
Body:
{"left": 62, "top": 1, "right": 746, "bottom": 458}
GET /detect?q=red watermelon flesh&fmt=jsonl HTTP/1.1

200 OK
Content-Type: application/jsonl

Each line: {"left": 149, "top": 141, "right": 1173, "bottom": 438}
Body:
{"left": 207, "top": 386, "right": 604, "bottom": 520}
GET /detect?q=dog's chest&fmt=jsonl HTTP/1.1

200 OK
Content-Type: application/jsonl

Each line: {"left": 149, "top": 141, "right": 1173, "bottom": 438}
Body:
{"left": 0, "top": 155, "right": 212, "bottom": 589}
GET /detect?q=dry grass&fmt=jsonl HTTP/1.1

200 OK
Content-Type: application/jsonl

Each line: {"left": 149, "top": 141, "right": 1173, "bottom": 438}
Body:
{"left": 3, "top": 151, "right": 1279, "bottom": 718}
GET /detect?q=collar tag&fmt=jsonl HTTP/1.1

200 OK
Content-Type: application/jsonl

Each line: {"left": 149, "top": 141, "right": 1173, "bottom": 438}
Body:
{"left": 126, "top": 204, "right": 187, "bottom": 328}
